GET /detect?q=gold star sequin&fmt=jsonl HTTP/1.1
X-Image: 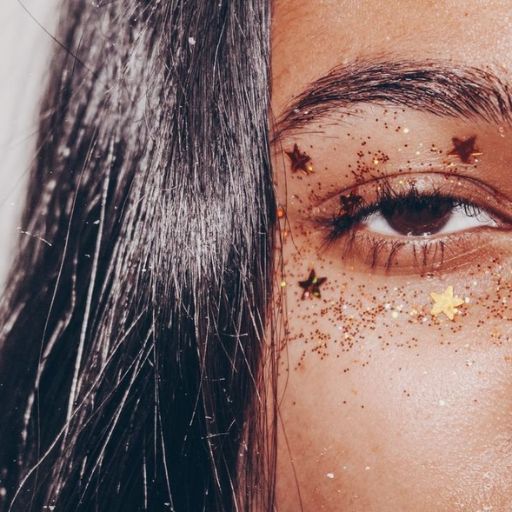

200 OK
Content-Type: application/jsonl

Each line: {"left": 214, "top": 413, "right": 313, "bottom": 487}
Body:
{"left": 430, "top": 286, "right": 464, "bottom": 321}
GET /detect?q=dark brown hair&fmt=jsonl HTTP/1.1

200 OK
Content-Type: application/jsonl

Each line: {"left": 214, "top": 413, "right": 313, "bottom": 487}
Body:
{"left": 0, "top": 1, "right": 276, "bottom": 510}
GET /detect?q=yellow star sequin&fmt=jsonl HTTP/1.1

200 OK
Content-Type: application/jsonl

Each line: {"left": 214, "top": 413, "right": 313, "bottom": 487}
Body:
{"left": 430, "top": 286, "right": 464, "bottom": 321}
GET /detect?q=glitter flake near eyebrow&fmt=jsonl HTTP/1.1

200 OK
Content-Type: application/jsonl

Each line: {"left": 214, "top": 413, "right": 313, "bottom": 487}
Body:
{"left": 285, "top": 144, "right": 314, "bottom": 174}
{"left": 430, "top": 286, "right": 465, "bottom": 320}
{"left": 299, "top": 269, "right": 327, "bottom": 300}
{"left": 447, "top": 135, "right": 482, "bottom": 164}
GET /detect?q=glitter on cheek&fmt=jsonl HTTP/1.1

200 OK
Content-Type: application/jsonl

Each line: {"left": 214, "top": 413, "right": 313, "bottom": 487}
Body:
{"left": 430, "top": 286, "right": 465, "bottom": 321}
{"left": 298, "top": 269, "right": 327, "bottom": 300}
{"left": 277, "top": 238, "right": 512, "bottom": 374}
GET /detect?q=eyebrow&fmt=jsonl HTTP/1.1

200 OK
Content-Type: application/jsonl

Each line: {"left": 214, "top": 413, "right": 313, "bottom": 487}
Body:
{"left": 272, "top": 59, "right": 512, "bottom": 141}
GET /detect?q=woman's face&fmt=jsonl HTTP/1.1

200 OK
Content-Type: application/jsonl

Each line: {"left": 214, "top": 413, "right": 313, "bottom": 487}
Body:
{"left": 271, "top": 2, "right": 512, "bottom": 510}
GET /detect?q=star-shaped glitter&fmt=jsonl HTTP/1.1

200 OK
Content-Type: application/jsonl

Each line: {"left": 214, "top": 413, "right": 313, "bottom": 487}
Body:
{"left": 285, "top": 144, "right": 313, "bottom": 174}
{"left": 447, "top": 135, "right": 482, "bottom": 164}
{"left": 339, "top": 193, "right": 363, "bottom": 215}
{"left": 299, "top": 269, "right": 327, "bottom": 300}
{"left": 430, "top": 286, "right": 465, "bottom": 321}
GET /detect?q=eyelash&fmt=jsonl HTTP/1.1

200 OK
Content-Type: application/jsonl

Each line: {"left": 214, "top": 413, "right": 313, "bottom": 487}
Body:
{"left": 314, "top": 178, "right": 506, "bottom": 273}
{"left": 323, "top": 188, "right": 479, "bottom": 239}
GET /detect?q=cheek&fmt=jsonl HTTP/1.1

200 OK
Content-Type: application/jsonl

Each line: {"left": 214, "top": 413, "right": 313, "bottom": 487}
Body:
{"left": 275, "top": 235, "right": 512, "bottom": 511}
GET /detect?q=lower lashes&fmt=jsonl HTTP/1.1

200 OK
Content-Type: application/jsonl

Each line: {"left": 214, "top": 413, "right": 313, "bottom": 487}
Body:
{"left": 342, "top": 230, "right": 448, "bottom": 272}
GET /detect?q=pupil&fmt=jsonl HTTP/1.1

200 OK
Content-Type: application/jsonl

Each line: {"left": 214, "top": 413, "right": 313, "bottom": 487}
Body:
{"left": 381, "top": 196, "right": 454, "bottom": 236}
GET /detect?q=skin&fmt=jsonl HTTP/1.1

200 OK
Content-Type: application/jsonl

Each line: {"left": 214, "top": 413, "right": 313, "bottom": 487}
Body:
{"left": 272, "top": 2, "right": 512, "bottom": 511}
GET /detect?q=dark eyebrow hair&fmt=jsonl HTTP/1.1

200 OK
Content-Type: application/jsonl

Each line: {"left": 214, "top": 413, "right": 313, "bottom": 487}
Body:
{"left": 272, "top": 58, "right": 512, "bottom": 141}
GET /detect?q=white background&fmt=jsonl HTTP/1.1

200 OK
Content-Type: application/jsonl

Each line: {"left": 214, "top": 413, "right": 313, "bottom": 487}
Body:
{"left": 0, "top": 0, "right": 58, "bottom": 287}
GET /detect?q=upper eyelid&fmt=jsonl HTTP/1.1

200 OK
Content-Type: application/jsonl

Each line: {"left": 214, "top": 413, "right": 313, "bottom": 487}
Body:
{"left": 307, "top": 170, "right": 511, "bottom": 212}
{"left": 306, "top": 174, "right": 512, "bottom": 243}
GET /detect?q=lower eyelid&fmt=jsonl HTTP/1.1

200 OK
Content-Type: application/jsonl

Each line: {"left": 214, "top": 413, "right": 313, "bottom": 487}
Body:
{"left": 315, "top": 221, "right": 512, "bottom": 275}
{"left": 342, "top": 231, "right": 490, "bottom": 274}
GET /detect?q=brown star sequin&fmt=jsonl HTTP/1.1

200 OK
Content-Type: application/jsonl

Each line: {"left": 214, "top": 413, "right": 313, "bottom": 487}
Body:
{"left": 339, "top": 193, "right": 363, "bottom": 216}
{"left": 299, "top": 269, "right": 327, "bottom": 300}
{"left": 447, "top": 135, "right": 482, "bottom": 164}
{"left": 286, "top": 144, "right": 313, "bottom": 174}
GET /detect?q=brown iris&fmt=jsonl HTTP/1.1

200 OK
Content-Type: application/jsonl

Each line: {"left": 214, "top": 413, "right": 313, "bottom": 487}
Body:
{"left": 380, "top": 196, "right": 454, "bottom": 236}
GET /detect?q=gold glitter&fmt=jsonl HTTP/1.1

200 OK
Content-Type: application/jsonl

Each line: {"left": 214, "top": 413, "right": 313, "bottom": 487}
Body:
{"left": 430, "top": 286, "right": 465, "bottom": 321}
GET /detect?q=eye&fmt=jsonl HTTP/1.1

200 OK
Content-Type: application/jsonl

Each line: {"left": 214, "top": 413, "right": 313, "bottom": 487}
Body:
{"left": 312, "top": 173, "right": 512, "bottom": 274}
{"left": 364, "top": 196, "right": 498, "bottom": 237}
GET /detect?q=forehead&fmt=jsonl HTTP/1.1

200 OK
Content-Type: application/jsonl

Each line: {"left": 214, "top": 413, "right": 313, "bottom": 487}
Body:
{"left": 271, "top": 0, "right": 512, "bottom": 117}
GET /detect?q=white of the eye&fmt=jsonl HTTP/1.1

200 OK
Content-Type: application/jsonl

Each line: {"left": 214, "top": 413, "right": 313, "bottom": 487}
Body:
{"left": 364, "top": 204, "right": 498, "bottom": 237}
